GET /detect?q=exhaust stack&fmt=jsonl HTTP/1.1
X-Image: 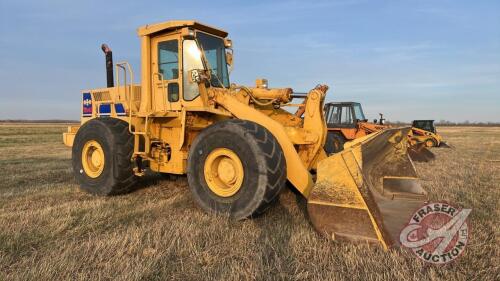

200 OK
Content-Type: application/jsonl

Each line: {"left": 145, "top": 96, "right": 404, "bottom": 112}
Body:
{"left": 101, "top": 44, "right": 114, "bottom": 87}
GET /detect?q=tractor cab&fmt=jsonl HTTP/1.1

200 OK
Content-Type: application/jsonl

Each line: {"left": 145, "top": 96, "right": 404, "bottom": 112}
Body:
{"left": 324, "top": 101, "right": 389, "bottom": 154}
{"left": 137, "top": 21, "right": 233, "bottom": 112}
{"left": 412, "top": 120, "right": 436, "bottom": 134}
{"left": 324, "top": 102, "right": 367, "bottom": 128}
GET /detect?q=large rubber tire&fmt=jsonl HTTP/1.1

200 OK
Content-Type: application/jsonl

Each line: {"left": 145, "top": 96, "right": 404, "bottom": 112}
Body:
{"left": 324, "top": 132, "right": 346, "bottom": 155}
{"left": 187, "top": 119, "right": 287, "bottom": 220}
{"left": 72, "top": 118, "right": 137, "bottom": 195}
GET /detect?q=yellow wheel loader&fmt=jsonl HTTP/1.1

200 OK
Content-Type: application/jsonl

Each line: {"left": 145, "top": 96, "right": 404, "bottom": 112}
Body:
{"left": 63, "top": 20, "right": 429, "bottom": 249}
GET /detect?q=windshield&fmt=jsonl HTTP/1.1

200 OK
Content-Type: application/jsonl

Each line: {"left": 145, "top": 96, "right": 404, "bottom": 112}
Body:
{"left": 197, "top": 32, "right": 230, "bottom": 88}
{"left": 353, "top": 104, "right": 366, "bottom": 120}
{"left": 413, "top": 121, "right": 435, "bottom": 132}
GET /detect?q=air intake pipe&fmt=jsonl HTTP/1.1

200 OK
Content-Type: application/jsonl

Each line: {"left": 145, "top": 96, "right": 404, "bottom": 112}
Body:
{"left": 101, "top": 44, "right": 114, "bottom": 87}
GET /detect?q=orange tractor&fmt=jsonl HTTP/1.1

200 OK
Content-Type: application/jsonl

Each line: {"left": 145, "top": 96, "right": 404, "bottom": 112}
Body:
{"left": 324, "top": 102, "right": 435, "bottom": 161}
{"left": 324, "top": 102, "right": 387, "bottom": 154}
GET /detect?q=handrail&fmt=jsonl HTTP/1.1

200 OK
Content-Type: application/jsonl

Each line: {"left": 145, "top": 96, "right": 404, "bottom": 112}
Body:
{"left": 115, "top": 61, "right": 149, "bottom": 136}
{"left": 152, "top": 72, "right": 168, "bottom": 111}
{"left": 114, "top": 61, "right": 150, "bottom": 158}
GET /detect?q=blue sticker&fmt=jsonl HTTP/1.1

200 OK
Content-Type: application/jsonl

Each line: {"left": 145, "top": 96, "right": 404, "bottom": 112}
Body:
{"left": 115, "top": 103, "right": 126, "bottom": 116}
{"left": 82, "top": 93, "right": 92, "bottom": 116}
{"left": 99, "top": 104, "right": 111, "bottom": 115}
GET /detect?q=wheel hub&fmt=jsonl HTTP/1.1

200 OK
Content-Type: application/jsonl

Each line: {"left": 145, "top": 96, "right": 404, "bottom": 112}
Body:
{"left": 204, "top": 148, "right": 244, "bottom": 197}
{"left": 425, "top": 139, "right": 434, "bottom": 147}
{"left": 82, "top": 140, "right": 105, "bottom": 178}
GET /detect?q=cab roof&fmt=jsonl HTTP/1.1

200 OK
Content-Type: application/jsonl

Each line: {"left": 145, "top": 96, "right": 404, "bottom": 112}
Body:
{"left": 137, "top": 20, "right": 228, "bottom": 38}
{"left": 325, "top": 102, "right": 360, "bottom": 106}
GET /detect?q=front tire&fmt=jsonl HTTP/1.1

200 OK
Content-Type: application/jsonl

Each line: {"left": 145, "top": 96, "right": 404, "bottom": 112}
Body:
{"left": 72, "top": 118, "right": 137, "bottom": 195}
{"left": 425, "top": 138, "right": 437, "bottom": 148}
{"left": 187, "top": 119, "right": 286, "bottom": 220}
{"left": 324, "top": 132, "right": 346, "bottom": 155}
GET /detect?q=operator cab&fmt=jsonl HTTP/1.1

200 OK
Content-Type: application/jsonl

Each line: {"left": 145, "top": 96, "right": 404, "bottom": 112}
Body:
{"left": 412, "top": 120, "right": 436, "bottom": 133}
{"left": 324, "top": 102, "right": 366, "bottom": 128}
{"left": 137, "top": 21, "right": 233, "bottom": 112}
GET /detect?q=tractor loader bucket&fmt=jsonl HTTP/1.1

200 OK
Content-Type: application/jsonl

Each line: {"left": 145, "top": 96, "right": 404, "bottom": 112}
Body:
{"left": 408, "top": 142, "right": 435, "bottom": 162}
{"left": 307, "top": 128, "right": 428, "bottom": 249}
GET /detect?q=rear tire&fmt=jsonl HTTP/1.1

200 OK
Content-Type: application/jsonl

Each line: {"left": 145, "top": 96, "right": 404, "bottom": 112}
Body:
{"left": 72, "top": 118, "right": 137, "bottom": 195}
{"left": 187, "top": 119, "right": 286, "bottom": 220}
{"left": 324, "top": 132, "right": 346, "bottom": 155}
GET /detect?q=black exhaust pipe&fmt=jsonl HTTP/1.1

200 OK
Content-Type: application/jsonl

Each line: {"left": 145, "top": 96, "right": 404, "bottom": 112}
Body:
{"left": 101, "top": 44, "right": 114, "bottom": 87}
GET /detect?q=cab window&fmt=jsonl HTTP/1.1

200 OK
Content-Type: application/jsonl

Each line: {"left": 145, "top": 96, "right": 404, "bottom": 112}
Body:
{"left": 341, "top": 106, "right": 353, "bottom": 124}
{"left": 353, "top": 104, "right": 366, "bottom": 120}
{"left": 182, "top": 40, "right": 204, "bottom": 101}
{"left": 158, "top": 40, "right": 178, "bottom": 80}
{"left": 196, "top": 32, "right": 230, "bottom": 88}
{"left": 326, "top": 105, "right": 340, "bottom": 124}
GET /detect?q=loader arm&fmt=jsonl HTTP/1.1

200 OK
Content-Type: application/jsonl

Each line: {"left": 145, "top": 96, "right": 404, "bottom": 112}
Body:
{"left": 209, "top": 88, "right": 318, "bottom": 197}
{"left": 299, "top": 85, "right": 329, "bottom": 170}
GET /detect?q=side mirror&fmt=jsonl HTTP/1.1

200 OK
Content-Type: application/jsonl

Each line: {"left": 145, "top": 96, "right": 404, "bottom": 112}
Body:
{"left": 225, "top": 50, "right": 234, "bottom": 74}
{"left": 225, "top": 51, "right": 233, "bottom": 68}
{"left": 189, "top": 69, "right": 202, "bottom": 84}
{"left": 189, "top": 69, "right": 209, "bottom": 84}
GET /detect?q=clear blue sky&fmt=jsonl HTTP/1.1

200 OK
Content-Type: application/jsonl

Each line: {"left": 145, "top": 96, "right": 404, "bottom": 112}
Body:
{"left": 1, "top": 0, "right": 499, "bottom": 122}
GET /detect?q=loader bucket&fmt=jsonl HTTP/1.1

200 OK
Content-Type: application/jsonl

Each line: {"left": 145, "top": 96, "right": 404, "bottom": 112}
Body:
{"left": 408, "top": 142, "right": 435, "bottom": 162}
{"left": 439, "top": 142, "right": 453, "bottom": 148}
{"left": 307, "top": 128, "right": 428, "bottom": 249}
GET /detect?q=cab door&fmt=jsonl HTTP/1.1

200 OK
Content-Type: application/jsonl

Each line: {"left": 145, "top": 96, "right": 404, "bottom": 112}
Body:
{"left": 151, "top": 34, "right": 181, "bottom": 111}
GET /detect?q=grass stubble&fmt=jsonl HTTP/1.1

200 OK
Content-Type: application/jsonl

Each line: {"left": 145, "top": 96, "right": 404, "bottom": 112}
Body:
{"left": 0, "top": 123, "right": 498, "bottom": 280}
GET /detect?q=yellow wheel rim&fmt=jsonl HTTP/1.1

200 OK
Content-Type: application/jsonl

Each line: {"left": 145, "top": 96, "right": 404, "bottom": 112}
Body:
{"left": 425, "top": 139, "right": 434, "bottom": 147}
{"left": 81, "top": 140, "right": 105, "bottom": 178}
{"left": 204, "top": 148, "right": 244, "bottom": 197}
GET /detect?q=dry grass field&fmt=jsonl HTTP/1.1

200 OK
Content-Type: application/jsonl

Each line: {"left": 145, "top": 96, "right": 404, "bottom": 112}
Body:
{"left": 0, "top": 123, "right": 498, "bottom": 280}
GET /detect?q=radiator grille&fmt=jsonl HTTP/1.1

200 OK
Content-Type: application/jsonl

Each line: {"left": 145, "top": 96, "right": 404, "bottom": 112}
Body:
{"left": 93, "top": 91, "right": 111, "bottom": 101}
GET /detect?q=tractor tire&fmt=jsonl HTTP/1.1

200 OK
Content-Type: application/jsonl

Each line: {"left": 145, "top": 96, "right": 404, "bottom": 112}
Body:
{"left": 425, "top": 138, "right": 437, "bottom": 148}
{"left": 187, "top": 119, "right": 286, "bottom": 220}
{"left": 324, "top": 132, "right": 346, "bottom": 155}
{"left": 72, "top": 118, "right": 137, "bottom": 196}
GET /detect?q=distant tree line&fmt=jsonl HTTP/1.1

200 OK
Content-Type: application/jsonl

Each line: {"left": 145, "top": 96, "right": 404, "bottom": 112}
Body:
{"left": 0, "top": 119, "right": 79, "bottom": 123}
{"left": 386, "top": 120, "right": 500, "bottom": 127}
{"left": 1, "top": 119, "right": 499, "bottom": 127}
